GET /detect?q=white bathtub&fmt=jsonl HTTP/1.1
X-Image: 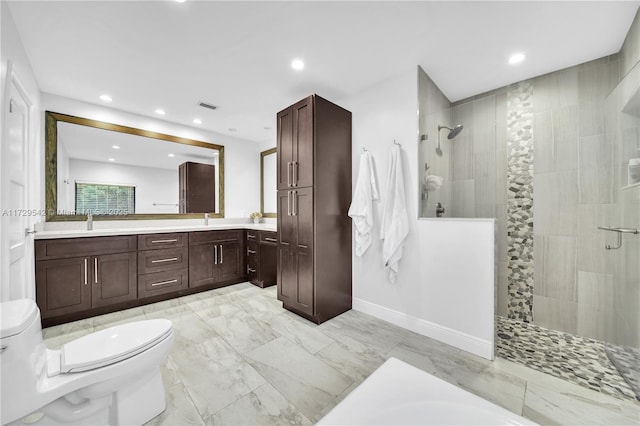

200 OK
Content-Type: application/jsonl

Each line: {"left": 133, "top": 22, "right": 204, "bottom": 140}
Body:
{"left": 318, "top": 358, "right": 536, "bottom": 425}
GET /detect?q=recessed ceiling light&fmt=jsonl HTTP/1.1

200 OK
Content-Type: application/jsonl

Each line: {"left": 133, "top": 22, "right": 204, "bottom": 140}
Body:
{"left": 176, "top": 0, "right": 186, "bottom": 2}
{"left": 168, "top": 153, "right": 175, "bottom": 158}
{"left": 99, "top": 94, "right": 112, "bottom": 102}
{"left": 508, "top": 52, "right": 526, "bottom": 65}
{"left": 112, "top": 145, "right": 120, "bottom": 150}
{"left": 155, "top": 109, "right": 166, "bottom": 115}
{"left": 193, "top": 118, "right": 202, "bottom": 125}
{"left": 291, "top": 58, "right": 304, "bottom": 71}
{"left": 108, "top": 158, "right": 115, "bottom": 162}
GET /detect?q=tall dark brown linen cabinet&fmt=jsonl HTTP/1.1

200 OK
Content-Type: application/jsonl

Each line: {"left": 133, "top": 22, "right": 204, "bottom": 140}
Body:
{"left": 179, "top": 161, "right": 215, "bottom": 213}
{"left": 276, "top": 94, "right": 352, "bottom": 324}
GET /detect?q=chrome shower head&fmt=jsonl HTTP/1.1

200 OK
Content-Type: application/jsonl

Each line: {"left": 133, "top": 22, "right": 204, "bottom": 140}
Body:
{"left": 438, "top": 124, "right": 464, "bottom": 139}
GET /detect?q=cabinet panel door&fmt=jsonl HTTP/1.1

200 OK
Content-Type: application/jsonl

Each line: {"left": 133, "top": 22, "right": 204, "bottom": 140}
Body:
{"left": 188, "top": 244, "right": 217, "bottom": 288}
{"left": 36, "top": 257, "right": 91, "bottom": 319}
{"left": 294, "top": 188, "right": 313, "bottom": 250}
{"left": 277, "top": 190, "right": 295, "bottom": 246}
{"left": 92, "top": 252, "right": 137, "bottom": 307}
{"left": 258, "top": 243, "right": 277, "bottom": 288}
{"left": 218, "top": 241, "right": 242, "bottom": 282}
{"left": 277, "top": 244, "right": 295, "bottom": 303}
{"left": 294, "top": 249, "right": 314, "bottom": 315}
{"left": 292, "top": 96, "right": 314, "bottom": 188}
{"left": 277, "top": 107, "right": 294, "bottom": 189}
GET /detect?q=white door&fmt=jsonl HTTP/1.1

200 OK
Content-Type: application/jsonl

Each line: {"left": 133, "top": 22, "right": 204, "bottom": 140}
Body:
{"left": 1, "top": 66, "right": 33, "bottom": 301}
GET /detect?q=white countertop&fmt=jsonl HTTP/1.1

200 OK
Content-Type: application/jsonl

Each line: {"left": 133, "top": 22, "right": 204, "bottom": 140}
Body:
{"left": 34, "top": 222, "right": 277, "bottom": 240}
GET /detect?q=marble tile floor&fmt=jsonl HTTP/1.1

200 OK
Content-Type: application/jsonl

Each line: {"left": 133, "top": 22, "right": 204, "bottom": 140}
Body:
{"left": 43, "top": 283, "right": 640, "bottom": 426}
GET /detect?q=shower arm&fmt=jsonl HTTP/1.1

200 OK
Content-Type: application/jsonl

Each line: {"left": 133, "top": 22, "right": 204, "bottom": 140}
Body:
{"left": 597, "top": 226, "right": 639, "bottom": 250}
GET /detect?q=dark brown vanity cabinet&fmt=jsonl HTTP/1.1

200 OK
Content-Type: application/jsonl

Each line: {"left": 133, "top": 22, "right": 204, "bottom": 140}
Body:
{"left": 246, "top": 230, "right": 277, "bottom": 288}
{"left": 179, "top": 161, "right": 216, "bottom": 213}
{"left": 276, "top": 94, "right": 352, "bottom": 324}
{"left": 137, "top": 233, "right": 189, "bottom": 298}
{"left": 35, "top": 236, "right": 137, "bottom": 320}
{"left": 188, "top": 230, "right": 244, "bottom": 288}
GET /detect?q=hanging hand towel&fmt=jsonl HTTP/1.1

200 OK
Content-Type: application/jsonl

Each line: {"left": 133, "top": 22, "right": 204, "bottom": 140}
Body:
{"left": 348, "top": 151, "right": 379, "bottom": 256}
{"left": 380, "top": 144, "right": 409, "bottom": 284}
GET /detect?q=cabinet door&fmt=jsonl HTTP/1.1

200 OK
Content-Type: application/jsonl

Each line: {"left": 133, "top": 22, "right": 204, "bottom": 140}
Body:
{"left": 291, "top": 187, "right": 314, "bottom": 314}
{"left": 188, "top": 244, "right": 217, "bottom": 288}
{"left": 218, "top": 241, "right": 242, "bottom": 282}
{"left": 292, "top": 96, "right": 314, "bottom": 188}
{"left": 92, "top": 252, "right": 137, "bottom": 308}
{"left": 277, "top": 107, "right": 294, "bottom": 189}
{"left": 277, "top": 244, "right": 295, "bottom": 303}
{"left": 36, "top": 257, "right": 91, "bottom": 319}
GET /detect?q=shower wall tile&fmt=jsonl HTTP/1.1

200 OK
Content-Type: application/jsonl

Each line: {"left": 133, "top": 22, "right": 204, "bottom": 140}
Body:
{"left": 508, "top": 263, "right": 534, "bottom": 323}
{"left": 450, "top": 179, "right": 475, "bottom": 218}
{"left": 496, "top": 149, "right": 508, "bottom": 205}
{"left": 474, "top": 151, "right": 496, "bottom": 211}
{"left": 532, "top": 67, "right": 579, "bottom": 113}
{"left": 576, "top": 204, "right": 618, "bottom": 275}
{"left": 496, "top": 93, "right": 508, "bottom": 152}
{"left": 533, "top": 111, "right": 579, "bottom": 174}
{"left": 620, "top": 9, "right": 640, "bottom": 79}
{"left": 451, "top": 102, "right": 474, "bottom": 181}
{"left": 495, "top": 204, "right": 508, "bottom": 261}
{"left": 579, "top": 100, "right": 605, "bottom": 137}
{"left": 532, "top": 171, "right": 579, "bottom": 236}
{"left": 577, "top": 271, "right": 614, "bottom": 310}
{"left": 577, "top": 56, "right": 620, "bottom": 102}
{"left": 579, "top": 134, "right": 615, "bottom": 204}
{"left": 533, "top": 235, "right": 577, "bottom": 302}
{"left": 532, "top": 295, "right": 578, "bottom": 334}
{"left": 497, "top": 260, "right": 509, "bottom": 317}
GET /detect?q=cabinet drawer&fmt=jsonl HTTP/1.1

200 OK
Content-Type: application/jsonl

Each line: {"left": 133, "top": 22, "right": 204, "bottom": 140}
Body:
{"left": 36, "top": 236, "right": 137, "bottom": 260}
{"left": 189, "top": 230, "right": 241, "bottom": 246}
{"left": 260, "top": 231, "right": 278, "bottom": 245}
{"left": 246, "top": 230, "right": 258, "bottom": 242}
{"left": 138, "top": 247, "right": 188, "bottom": 274}
{"left": 138, "top": 269, "right": 189, "bottom": 298}
{"left": 138, "top": 233, "right": 187, "bottom": 250}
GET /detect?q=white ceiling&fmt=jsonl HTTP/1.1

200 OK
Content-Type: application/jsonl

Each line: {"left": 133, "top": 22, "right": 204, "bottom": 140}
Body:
{"left": 7, "top": 1, "right": 639, "bottom": 143}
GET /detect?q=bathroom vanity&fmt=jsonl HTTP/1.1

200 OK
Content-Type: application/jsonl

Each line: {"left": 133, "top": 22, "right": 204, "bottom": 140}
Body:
{"left": 34, "top": 225, "right": 276, "bottom": 326}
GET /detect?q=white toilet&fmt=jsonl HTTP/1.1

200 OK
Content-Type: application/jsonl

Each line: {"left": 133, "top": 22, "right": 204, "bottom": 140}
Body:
{"left": 0, "top": 299, "right": 175, "bottom": 426}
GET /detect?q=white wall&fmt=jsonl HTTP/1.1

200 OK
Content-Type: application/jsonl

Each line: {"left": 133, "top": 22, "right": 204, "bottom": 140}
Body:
{"left": 69, "top": 159, "right": 179, "bottom": 214}
{"left": 340, "top": 68, "right": 495, "bottom": 359}
{"left": 42, "top": 93, "right": 261, "bottom": 218}
{"left": 1, "top": 3, "right": 43, "bottom": 301}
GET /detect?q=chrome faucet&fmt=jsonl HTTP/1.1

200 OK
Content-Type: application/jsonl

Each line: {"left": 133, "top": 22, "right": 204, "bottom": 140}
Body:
{"left": 204, "top": 212, "right": 209, "bottom": 226}
{"left": 86, "top": 212, "right": 93, "bottom": 230}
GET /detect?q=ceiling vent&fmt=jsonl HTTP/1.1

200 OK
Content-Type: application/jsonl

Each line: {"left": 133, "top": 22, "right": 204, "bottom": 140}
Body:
{"left": 198, "top": 101, "right": 218, "bottom": 110}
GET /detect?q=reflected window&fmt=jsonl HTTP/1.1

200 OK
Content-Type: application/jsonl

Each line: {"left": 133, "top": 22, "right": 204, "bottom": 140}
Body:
{"left": 75, "top": 182, "right": 135, "bottom": 215}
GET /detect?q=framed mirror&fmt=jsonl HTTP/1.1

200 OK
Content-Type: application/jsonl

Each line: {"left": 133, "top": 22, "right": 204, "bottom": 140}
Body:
{"left": 260, "top": 147, "right": 276, "bottom": 218}
{"left": 45, "top": 111, "right": 224, "bottom": 221}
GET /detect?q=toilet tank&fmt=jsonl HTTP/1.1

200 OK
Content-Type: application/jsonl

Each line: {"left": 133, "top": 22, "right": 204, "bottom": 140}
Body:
{"left": 0, "top": 299, "right": 47, "bottom": 425}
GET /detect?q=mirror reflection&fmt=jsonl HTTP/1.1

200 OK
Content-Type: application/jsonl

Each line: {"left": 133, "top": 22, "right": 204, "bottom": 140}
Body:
{"left": 260, "top": 148, "right": 276, "bottom": 217}
{"left": 46, "top": 111, "right": 224, "bottom": 220}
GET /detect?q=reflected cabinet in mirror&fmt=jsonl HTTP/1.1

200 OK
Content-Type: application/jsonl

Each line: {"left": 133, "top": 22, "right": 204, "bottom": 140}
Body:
{"left": 45, "top": 111, "right": 224, "bottom": 221}
{"left": 260, "top": 147, "right": 276, "bottom": 218}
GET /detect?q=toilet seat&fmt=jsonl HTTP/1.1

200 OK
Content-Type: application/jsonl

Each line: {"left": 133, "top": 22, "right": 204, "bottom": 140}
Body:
{"left": 60, "top": 319, "right": 173, "bottom": 373}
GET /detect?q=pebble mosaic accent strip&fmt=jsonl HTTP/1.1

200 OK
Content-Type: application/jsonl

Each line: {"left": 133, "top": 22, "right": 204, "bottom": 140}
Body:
{"left": 497, "top": 316, "right": 638, "bottom": 401}
{"left": 506, "top": 81, "right": 534, "bottom": 322}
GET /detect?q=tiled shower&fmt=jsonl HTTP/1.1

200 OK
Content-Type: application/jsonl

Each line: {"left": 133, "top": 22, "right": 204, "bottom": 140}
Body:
{"left": 418, "top": 10, "right": 640, "bottom": 401}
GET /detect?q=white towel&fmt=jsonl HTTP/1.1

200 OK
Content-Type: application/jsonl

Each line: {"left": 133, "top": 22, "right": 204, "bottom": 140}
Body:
{"left": 348, "top": 151, "right": 379, "bottom": 256}
{"left": 380, "top": 144, "right": 409, "bottom": 284}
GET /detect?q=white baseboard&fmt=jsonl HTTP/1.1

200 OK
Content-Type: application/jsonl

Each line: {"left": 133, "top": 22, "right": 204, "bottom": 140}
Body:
{"left": 352, "top": 298, "right": 494, "bottom": 360}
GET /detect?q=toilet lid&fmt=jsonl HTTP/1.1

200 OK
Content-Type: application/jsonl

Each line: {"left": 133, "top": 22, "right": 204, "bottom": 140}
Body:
{"left": 60, "top": 319, "right": 172, "bottom": 373}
